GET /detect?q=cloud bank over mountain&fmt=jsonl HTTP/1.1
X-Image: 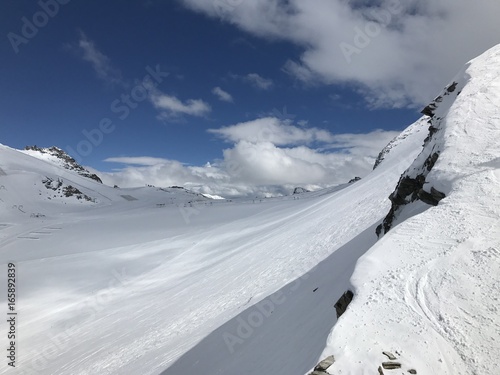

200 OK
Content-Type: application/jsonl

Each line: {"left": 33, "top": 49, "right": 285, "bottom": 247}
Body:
{"left": 100, "top": 118, "right": 399, "bottom": 197}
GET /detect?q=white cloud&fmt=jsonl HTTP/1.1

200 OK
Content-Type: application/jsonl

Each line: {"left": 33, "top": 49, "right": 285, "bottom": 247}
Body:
{"left": 104, "top": 157, "right": 172, "bottom": 166}
{"left": 148, "top": 85, "right": 211, "bottom": 118}
{"left": 208, "top": 117, "right": 335, "bottom": 145}
{"left": 178, "top": 0, "right": 500, "bottom": 108}
{"left": 212, "top": 87, "right": 234, "bottom": 102}
{"left": 244, "top": 73, "right": 274, "bottom": 90}
{"left": 100, "top": 117, "right": 400, "bottom": 197}
{"left": 76, "top": 31, "right": 124, "bottom": 86}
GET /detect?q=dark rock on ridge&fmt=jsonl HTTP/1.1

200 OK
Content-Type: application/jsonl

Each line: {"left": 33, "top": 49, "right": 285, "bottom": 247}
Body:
{"left": 334, "top": 290, "right": 354, "bottom": 319}
{"left": 25, "top": 146, "right": 102, "bottom": 183}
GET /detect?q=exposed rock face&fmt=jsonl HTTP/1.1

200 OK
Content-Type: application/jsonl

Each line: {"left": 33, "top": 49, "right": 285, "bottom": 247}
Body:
{"left": 334, "top": 290, "right": 354, "bottom": 319}
{"left": 382, "top": 351, "right": 397, "bottom": 360}
{"left": 376, "top": 82, "right": 459, "bottom": 236}
{"left": 42, "top": 177, "right": 63, "bottom": 191}
{"left": 62, "top": 185, "right": 94, "bottom": 201}
{"left": 421, "top": 81, "right": 459, "bottom": 117}
{"left": 348, "top": 177, "right": 361, "bottom": 184}
{"left": 308, "top": 355, "right": 335, "bottom": 375}
{"left": 293, "top": 187, "right": 310, "bottom": 195}
{"left": 382, "top": 362, "right": 402, "bottom": 369}
{"left": 42, "top": 176, "right": 96, "bottom": 202}
{"left": 314, "top": 355, "right": 335, "bottom": 371}
{"left": 25, "top": 146, "right": 102, "bottom": 183}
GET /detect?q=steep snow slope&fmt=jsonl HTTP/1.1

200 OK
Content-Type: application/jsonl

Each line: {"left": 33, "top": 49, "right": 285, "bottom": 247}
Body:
{"left": 0, "top": 120, "right": 426, "bottom": 374}
{"left": 320, "top": 44, "right": 500, "bottom": 375}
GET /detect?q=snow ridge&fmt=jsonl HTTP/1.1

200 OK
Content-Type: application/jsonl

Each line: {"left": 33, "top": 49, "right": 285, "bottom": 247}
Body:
{"left": 376, "top": 78, "right": 466, "bottom": 236}
{"left": 373, "top": 118, "right": 427, "bottom": 170}
{"left": 320, "top": 43, "right": 500, "bottom": 375}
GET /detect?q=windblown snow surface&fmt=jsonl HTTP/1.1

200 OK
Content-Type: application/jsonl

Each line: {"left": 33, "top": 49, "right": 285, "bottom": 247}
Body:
{"left": 0, "top": 44, "right": 498, "bottom": 375}
{"left": 0, "top": 125, "right": 425, "bottom": 375}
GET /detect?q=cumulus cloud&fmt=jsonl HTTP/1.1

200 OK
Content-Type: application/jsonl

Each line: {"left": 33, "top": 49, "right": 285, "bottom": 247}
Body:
{"left": 75, "top": 31, "right": 124, "bottom": 86}
{"left": 208, "top": 117, "right": 335, "bottom": 145}
{"left": 148, "top": 85, "right": 211, "bottom": 118}
{"left": 178, "top": 0, "right": 500, "bottom": 108}
{"left": 212, "top": 86, "right": 234, "bottom": 102}
{"left": 100, "top": 117, "right": 400, "bottom": 197}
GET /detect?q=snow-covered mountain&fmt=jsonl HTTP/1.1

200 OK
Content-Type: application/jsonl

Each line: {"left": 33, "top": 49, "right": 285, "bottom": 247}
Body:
{"left": 319, "top": 43, "right": 500, "bottom": 375}
{"left": 0, "top": 44, "right": 499, "bottom": 375}
{"left": 23, "top": 146, "right": 103, "bottom": 184}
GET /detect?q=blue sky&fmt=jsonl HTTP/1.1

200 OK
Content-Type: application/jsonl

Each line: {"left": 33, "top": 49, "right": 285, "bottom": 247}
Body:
{"left": 1, "top": 0, "right": 499, "bottom": 196}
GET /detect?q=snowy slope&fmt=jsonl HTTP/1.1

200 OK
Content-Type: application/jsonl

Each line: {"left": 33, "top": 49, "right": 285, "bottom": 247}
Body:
{"left": 1, "top": 44, "right": 498, "bottom": 375}
{"left": 0, "top": 119, "right": 426, "bottom": 374}
{"left": 320, "top": 44, "right": 500, "bottom": 375}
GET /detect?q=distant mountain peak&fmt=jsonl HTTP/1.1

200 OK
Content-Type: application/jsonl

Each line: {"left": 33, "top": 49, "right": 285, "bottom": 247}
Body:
{"left": 24, "top": 145, "right": 103, "bottom": 183}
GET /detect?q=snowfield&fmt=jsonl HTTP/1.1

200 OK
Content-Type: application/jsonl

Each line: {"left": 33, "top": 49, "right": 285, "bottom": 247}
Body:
{"left": 0, "top": 44, "right": 499, "bottom": 375}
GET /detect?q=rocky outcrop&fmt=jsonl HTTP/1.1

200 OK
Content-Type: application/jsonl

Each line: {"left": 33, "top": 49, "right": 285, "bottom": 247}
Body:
{"left": 308, "top": 355, "right": 335, "bottom": 375}
{"left": 382, "top": 351, "right": 397, "bottom": 360}
{"left": 377, "top": 351, "right": 417, "bottom": 374}
{"left": 62, "top": 185, "right": 95, "bottom": 201}
{"left": 25, "top": 146, "right": 102, "bottom": 183}
{"left": 376, "top": 81, "right": 460, "bottom": 236}
{"left": 41, "top": 176, "right": 95, "bottom": 202}
{"left": 382, "top": 362, "right": 401, "bottom": 369}
{"left": 348, "top": 177, "right": 361, "bottom": 184}
{"left": 293, "top": 187, "right": 310, "bottom": 195}
{"left": 421, "top": 82, "right": 458, "bottom": 117}
{"left": 376, "top": 152, "right": 445, "bottom": 236}
{"left": 334, "top": 290, "right": 354, "bottom": 319}
{"left": 42, "top": 177, "right": 63, "bottom": 190}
